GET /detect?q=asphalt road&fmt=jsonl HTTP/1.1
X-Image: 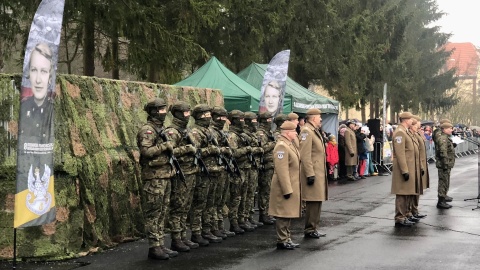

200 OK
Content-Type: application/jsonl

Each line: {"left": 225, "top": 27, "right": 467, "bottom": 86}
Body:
{"left": 3, "top": 154, "right": 480, "bottom": 270}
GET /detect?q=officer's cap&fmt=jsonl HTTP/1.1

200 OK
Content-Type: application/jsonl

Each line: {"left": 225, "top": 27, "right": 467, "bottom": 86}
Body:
{"left": 280, "top": 121, "right": 297, "bottom": 130}
{"left": 244, "top": 112, "right": 257, "bottom": 120}
{"left": 306, "top": 108, "right": 321, "bottom": 115}
{"left": 144, "top": 98, "right": 167, "bottom": 112}
{"left": 398, "top": 112, "right": 413, "bottom": 120}
{"left": 441, "top": 122, "right": 453, "bottom": 129}
{"left": 287, "top": 112, "right": 299, "bottom": 120}
{"left": 228, "top": 110, "right": 244, "bottom": 119}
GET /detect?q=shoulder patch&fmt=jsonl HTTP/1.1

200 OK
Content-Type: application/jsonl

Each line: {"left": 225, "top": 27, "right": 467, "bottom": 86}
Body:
{"left": 277, "top": 151, "right": 285, "bottom": 159}
{"left": 301, "top": 132, "right": 308, "bottom": 141}
{"left": 395, "top": 136, "right": 402, "bottom": 144}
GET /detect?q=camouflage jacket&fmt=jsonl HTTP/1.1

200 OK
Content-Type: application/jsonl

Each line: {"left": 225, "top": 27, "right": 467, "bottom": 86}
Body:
{"left": 164, "top": 124, "right": 198, "bottom": 175}
{"left": 136, "top": 121, "right": 174, "bottom": 180}
{"left": 242, "top": 129, "right": 263, "bottom": 168}
{"left": 256, "top": 127, "right": 276, "bottom": 169}
{"left": 190, "top": 124, "right": 223, "bottom": 172}
{"left": 435, "top": 132, "right": 455, "bottom": 169}
{"left": 229, "top": 126, "right": 252, "bottom": 168}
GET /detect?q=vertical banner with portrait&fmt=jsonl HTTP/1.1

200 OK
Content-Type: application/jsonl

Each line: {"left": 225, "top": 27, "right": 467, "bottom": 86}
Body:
{"left": 258, "top": 50, "right": 290, "bottom": 118}
{"left": 14, "top": 0, "right": 65, "bottom": 228}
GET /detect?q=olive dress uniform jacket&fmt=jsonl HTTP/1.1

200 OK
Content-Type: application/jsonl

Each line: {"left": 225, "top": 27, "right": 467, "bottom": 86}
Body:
{"left": 391, "top": 125, "right": 420, "bottom": 195}
{"left": 299, "top": 122, "right": 328, "bottom": 201}
{"left": 415, "top": 132, "right": 430, "bottom": 190}
{"left": 344, "top": 127, "right": 358, "bottom": 166}
{"left": 268, "top": 135, "right": 301, "bottom": 218}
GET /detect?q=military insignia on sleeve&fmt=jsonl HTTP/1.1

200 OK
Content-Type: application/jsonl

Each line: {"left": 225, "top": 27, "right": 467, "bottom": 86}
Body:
{"left": 395, "top": 136, "right": 402, "bottom": 143}
{"left": 301, "top": 133, "right": 308, "bottom": 141}
{"left": 277, "top": 151, "right": 285, "bottom": 159}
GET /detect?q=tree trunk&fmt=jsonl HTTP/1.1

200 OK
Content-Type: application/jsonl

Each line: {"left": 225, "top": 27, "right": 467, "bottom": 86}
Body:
{"left": 111, "top": 30, "right": 119, "bottom": 79}
{"left": 83, "top": 2, "right": 95, "bottom": 76}
{"left": 374, "top": 98, "right": 380, "bottom": 119}
{"left": 369, "top": 96, "right": 374, "bottom": 119}
{"left": 148, "top": 63, "right": 157, "bottom": 83}
{"left": 360, "top": 98, "right": 366, "bottom": 123}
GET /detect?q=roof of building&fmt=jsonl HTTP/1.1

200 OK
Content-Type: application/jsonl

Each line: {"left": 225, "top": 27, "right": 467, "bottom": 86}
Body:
{"left": 444, "top": 42, "right": 479, "bottom": 77}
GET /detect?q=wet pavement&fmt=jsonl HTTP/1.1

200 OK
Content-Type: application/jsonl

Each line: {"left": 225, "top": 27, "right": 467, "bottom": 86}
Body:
{"left": 3, "top": 155, "right": 480, "bottom": 270}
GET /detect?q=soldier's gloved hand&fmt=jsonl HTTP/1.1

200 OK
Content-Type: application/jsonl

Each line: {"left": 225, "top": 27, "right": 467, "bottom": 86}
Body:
{"left": 402, "top": 173, "right": 409, "bottom": 181}
{"left": 246, "top": 146, "right": 252, "bottom": 153}
{"left": 253, "top": 147, "right": 264, "bottom": 155}
{"left": 161, "top": 141, "right": 174, "bottom": 153}
{"left": 185, "top": 144, "right": 197, "bottom": 154}
{"left": 350, "top": 153, "right": 354, "bottom": 157}
{"left": 421, "top": 169, "right": 425, "bottom": 176}
{"left": 208, "top": 145, "right": 220, "bottom": 155}
{"left": 221, "top": 147, "right": 232, "bottom": 156}
{"left": 307, "top": 176, "right": 315, "bottom": 186}
{"left": 283, "top": 193, "right": 291, "bottom": 199}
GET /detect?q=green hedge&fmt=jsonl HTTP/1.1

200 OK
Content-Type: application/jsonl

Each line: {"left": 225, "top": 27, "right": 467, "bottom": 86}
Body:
{"left": 0, "top": 74, "right": 223, "bottom": 260}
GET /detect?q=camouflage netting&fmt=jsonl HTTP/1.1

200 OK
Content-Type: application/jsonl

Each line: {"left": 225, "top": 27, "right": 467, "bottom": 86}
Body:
{"left": 0, "top": 74, "right": 223, "bottom": 261}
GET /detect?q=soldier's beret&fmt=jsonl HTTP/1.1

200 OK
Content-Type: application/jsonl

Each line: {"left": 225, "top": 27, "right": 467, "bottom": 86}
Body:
{"left": 228, "top": 110, "right": 244, "bottom": 119}
{"left": 274, "top": 114, "right": 288, "bottom": 126}
{"left": 258, "top": 111, "right": 273, "bottom": 119}
{"left": 398, "top": 112, "right": 413, "bottom": 119}
{"left": 244, "top": 112, "right": 257, "bottom": 119}
{"left": 287, "top": 112, "right": 299, "bottom": 120}
{"left": 412, "top": 115, "right": 421, "bottom": 121}
{"left": 306, "top": 108, "right": 321, "bottom": 115}
{"left": 280, "top": 121, "right": 297, "bottom": 130}
{"left": 440, "top": 119, "right": 451, "bottom": 124}
{"left": 441, "top": 122, "right": 453, "bottom": 129}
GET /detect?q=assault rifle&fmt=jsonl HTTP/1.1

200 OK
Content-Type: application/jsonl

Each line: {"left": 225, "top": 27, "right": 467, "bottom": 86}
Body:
{"left": 207, "top": 132, "right": 236, "bottom": 177}
{"left": 220, "top": 131, "right": 243, "bottom": 181}
{"left": 185, "top": 130, "right": 211, "bottom": 179}
{"left": 240, "top": 133, "right": 257, "bottom": 168}
{"left": 257, "top": 136, "right": 265, "bottom": 171}
{"left": 158, "top": 130, "right": 186, "bottom": 183}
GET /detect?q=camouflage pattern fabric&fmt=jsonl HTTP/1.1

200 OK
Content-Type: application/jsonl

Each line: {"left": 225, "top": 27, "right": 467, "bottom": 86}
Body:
{"left": 190, "top": 174, "right": 211, "bottom": 233}
{"left": 258, "top": 168, "right": 274, "bottom": 214}
{"left": 143, "top": 179, "right": 171, "bottom": 247}
{"left": 438, "top": 168, "right": 451, "bottom": 198}
{"left": 229, "top": 169, "right": 248, "bottom": 223}
{"left": 168, "top": 174, "right": 196, "bottom": 239}
{"left": 435, "top": 132, "right": 455, "bottom": 198}
{"left": 211, "top": 170, "right": 228, "bottom": 230}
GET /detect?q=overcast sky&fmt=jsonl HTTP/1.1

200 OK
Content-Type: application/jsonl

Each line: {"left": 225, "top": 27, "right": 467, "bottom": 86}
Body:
{"left": 434, "top": 0, "right": 480, "bottom": 47}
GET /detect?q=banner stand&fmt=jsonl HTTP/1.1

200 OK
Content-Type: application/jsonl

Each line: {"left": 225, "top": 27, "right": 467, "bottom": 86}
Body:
{"left": 13, "top": 228, "right": 17, "bottom": 270}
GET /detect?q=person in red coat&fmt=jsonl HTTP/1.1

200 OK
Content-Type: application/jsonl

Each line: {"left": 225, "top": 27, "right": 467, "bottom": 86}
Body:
{"left": 326, "top": 135, "right": 339, "bottom": 181}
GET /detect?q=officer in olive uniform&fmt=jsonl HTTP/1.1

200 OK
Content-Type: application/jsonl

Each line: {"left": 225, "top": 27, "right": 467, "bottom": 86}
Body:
{"left": 242, "top": 112, "right": 265, "bottom": 228}
{"left": 189, "top": 104, "right": 223, "bottom": 244}
{"left": 272, "top": 114, "right": 288, "bottom": 139}
{"left": 137, "top": 98, "right": 177, "bottom": 260}
{"left": 208, "top": 106, "right": 236, "bottom": 237}
{"left": 269, "top": 121, "right": 301, "bottom": 250}
{"left": 299, "top": 108, "right": 328, "bottom": 238}
{"left": 256, "top": 112, "right": 276, "bottom": 225}
{"left": 405, "top": 117, "right": 422, "bottom": 223}
{"left": 436, "top": 122, "right": 455, "bottom": 209}
{"left": 344, "top": 120, "right": 358, "bottom": 181}
{"left": 165, "top": 102, "right": 199, "bottom": 252}
{"left": 391, "top": 112, "right": 420, "bottom": 227}
{"left": 227, "top": 110, "right": 254, "bottom": 233}
{"left": 411, "top": 116, "right": 428, "bottom": 219}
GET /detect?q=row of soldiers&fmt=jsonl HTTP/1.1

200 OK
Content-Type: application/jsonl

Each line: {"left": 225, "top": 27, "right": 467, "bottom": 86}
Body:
{"left": 391, "top": 112, "right": 455, "bottom": 227}
{"left": 136, "top": 98, "right": 304, "bottom": 260}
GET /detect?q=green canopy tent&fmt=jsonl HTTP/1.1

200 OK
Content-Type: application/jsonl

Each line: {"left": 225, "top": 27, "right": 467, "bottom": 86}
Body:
{"left": 175, "top": 56, "right": 262, "bottom": 112}
{"left": 237, "top": 62, "right": 340, "bottom": 135}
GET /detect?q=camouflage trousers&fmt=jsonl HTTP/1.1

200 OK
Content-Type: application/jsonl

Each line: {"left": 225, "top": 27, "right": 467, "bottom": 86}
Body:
{"left": 258, "top": 168, "right": 274, "bottom": 215}
{"left": 228, "top": 169, "right": 247, "bottom": 223}
{"left": 211, "top": 170, "right": 228, "bottom": 230}
{"left": 189, "top": 173, "right": 212, "bottom": 233}
{"left": 142, "top": 178, "right": 171, "bottom": 248}
{"left": 238, "top": 169, "right": 254, "bottom": 222}
{"left": 168, "top": 174, "right": 196, "bottom": 239}
{"left": 437, "top": 168, "right": 451, "bottom": 198}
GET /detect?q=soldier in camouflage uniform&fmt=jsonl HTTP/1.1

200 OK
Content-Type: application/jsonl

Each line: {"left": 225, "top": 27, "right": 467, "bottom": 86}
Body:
{"left": 137, "top": 98, "right": 177, "bottom": 260}
{"left": 256, "top": 112, "right": 276, "bottom": 225}
{"left": 209, "top": 106, "right": 236, "bottom": 238}
{"left": 242, "top": 112, "right": 265, "bottom": 228}
{"left": 165, "top": 101, "right": 200, "bottom": 252}
{"left": 273, "top": 114, "right": 288, "bottom": 139}
{"left": 433, "top": 119, "right": 454, "bottom": 203}
{"left": 227, "top": 110, "right": 253, "bottom": 233}
{"left": 188, "top": 104, "right": 223, "bottom": 244}
{"left": 435, "top": 122, "right": 455, "bottom": 209}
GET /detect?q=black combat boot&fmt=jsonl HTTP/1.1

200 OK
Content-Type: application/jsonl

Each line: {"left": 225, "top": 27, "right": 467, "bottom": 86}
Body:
{"left": 161, "top": 246, "right": 178, "bottom": 258}
{"left": 148, "top": 246, "right": 169, "bottom": 260}
{"left": 191, "top": 233, "right": 210, "bottom": 246}
{"left": 244, "top": 220, "right": 257, "bottom": 229}
{"left": 229, "top": 221, "right": 245, "bottom": 234}
{"left": 202, "top": 231, "right": 222, "bottom": 243}
{"left": 259, "top": 214, "right": 274, "bottom": 225}
{"left": 171, "top": 238, "right": 190, "bottom": 252}
{"left": 239, "top": 221, "right": 255, "bottom": 232}
{"left": 437, "top": 197, "right": 452, "bottom": 209}
{"left": 249, "top": 218, "right": 264, "bottom": 227}
{"left": 445, "top": 195, "right": 453, "bottom": 202}
{"left": 182, "top": 238, "right": 199, "bottom": 249}
{"left": 219, "top": 221, "right": 235, "bottom": 237}
{"left": 211, "top": 229, "right": 228, "bottom": 239}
